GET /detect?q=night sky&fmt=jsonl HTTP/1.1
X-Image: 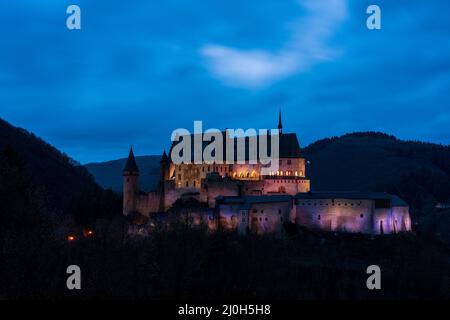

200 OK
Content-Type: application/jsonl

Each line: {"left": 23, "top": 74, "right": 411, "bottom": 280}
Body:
{"left": 1, "top": 0, "right": 449, "bottom": 163}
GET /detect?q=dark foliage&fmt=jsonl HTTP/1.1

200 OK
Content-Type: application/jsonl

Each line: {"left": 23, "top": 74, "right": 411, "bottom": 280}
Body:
{"left": 0, "top": 118, "right": 122, "bottom": 225}
{"left": 1, "top": 221, "right": 450, "bottom": 299}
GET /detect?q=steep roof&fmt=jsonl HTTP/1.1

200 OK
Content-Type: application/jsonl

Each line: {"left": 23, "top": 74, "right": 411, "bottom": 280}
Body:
{"left": 295, "top": 191, "right": 408, "bottom": 206}
{"left": 216, "top": 195, "right": 293, "bottom": 210}
{"left": 168, "top": 131, "right": 302, "bottom": 162}
{"left": 278, "top": 111, "right": 283, "bottom": 131}
{"left": 160, "top": 150, "right": 169, "bottom": 163}
{"left": 123, "top": 147, "right": 139, "bottom": 172}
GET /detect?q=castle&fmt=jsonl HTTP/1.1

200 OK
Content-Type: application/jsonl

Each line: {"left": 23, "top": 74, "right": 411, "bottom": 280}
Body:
{"left": 123, "top": 113, "right": 411, "bottom": 235}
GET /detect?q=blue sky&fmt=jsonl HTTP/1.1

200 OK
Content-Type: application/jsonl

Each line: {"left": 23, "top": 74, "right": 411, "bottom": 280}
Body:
{"left": 1, "top": 0, "right": 449, "bottom": 163}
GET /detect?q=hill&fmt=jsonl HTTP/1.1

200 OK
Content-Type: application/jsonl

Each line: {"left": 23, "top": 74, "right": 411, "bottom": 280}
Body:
{"left": 0, "top": 118, "right": 121, "bottom": 225}
{"left": 302, "top": 132, "right": 450, "bottom": 211}
{"left": 85, "top": 156, "right": 161, "bottom": 193}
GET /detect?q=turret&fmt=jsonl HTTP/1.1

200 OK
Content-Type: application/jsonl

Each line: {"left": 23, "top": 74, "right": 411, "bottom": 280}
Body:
{"left": 278, "top": 110, "right": 283, "bottom": 134}
{"left": 123, "top": 146, "right": 139, "bottom": 216}
{"left": 160, "top": 150, "right": 170, "bottom": 181}
{"left": 158, "top": 150, "right": 170, "bottom": 212}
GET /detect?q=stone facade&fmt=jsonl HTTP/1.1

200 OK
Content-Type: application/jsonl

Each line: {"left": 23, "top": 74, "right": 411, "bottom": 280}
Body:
{"left": 294, "top": 192, "right": 412, "bottom": 234}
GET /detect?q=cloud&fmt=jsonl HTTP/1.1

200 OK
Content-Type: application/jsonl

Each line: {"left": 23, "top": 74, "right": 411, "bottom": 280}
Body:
{"left": 201, "top": 0, "right": 348, "bottom": 88}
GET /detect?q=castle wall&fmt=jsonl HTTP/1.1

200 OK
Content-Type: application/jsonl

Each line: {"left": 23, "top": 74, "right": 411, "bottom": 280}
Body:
{"left": 175, "top": 163, "right": 231, "bottom": 188}
{"left": 276, "top": 158, "right": 306, "bottom": 178}
{"left": 123, "top": 174, "right": 139, "bottom": 215}
{"left": 295, "top": 199, "right": 374, "bottom": 234}
{"left": 231, "top": 163, "right": 262, "bottom": 180}
{"left": 217, "top": 205, "right": 248, "bottom": 235}
{"left": 136, "top": 192, "right": 160, "bottom": 216}
{"left": 248, "top": 201, "right": 291, "bottom": 235}
{"left": 373, "top": 208, "right": 392, "bottom": 234}
{"left": 262, "top": 178, "right": 310, "bottom": 194}
{"left": 164, "top": 181, "right": 200, "bottom": 211}
{"left": 201, "top": 179, "right": 241, "bottom": 207}
{"left": 391, "top": 205, "right": 411, "bottom": 232}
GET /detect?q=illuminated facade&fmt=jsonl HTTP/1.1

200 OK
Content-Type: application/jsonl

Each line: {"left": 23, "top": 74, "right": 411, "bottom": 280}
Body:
{"left": 122, "top": 113, "right": 411, "bottom": 235}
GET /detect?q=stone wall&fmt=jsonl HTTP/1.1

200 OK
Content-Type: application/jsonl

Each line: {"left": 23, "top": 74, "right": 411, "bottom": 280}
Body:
{"left": 295, "top": 198, "right": 375, "bottom": 233}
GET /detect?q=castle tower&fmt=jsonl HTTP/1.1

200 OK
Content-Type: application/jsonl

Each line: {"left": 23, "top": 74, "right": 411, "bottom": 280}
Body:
{"left": 160, "top": 150, "right": 170, "bottom": 181}
{"left": 123, "top": 146, "right": 139, "bottom": 216}
{"left": 158, "top": 150, "right": 170, "bottom": 212}
{"left": 278, "top": 110, "right": 283, "bottom": 134}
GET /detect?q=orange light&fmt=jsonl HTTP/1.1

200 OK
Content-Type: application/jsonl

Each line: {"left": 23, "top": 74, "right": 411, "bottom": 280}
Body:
{"left": 87, "top": 230, "right": 93, "bottom": 236}
{"left": 67, "top": 235, "right": 76, "bottom": 242}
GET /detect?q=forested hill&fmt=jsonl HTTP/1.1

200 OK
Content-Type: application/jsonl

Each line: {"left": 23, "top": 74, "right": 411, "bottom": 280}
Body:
{"left": 302, "top": 132, "right": 450, "bottom": 210}
{"left": 0, "top": 118, "right": 121, "bottom": 225}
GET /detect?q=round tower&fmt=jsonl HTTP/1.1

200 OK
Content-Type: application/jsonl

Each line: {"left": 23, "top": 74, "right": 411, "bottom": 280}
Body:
{"left": 123, "top": 146, "right": 139, "bottom": 216}
{"left": 160, "top": 150, "right": 170, "bottom": 181}
{"left": 158, "top": 150, "right": 170, "bottom": 212}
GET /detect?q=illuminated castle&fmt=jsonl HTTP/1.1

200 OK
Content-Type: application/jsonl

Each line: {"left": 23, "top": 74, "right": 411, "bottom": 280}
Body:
{"left": 123, "top": 113, "right": 411, "bottom": 235}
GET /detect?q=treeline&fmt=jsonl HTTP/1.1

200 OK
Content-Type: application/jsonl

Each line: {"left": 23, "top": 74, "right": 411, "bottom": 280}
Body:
{"left": 2, "top": 218, "right": 450, "bottom": 299}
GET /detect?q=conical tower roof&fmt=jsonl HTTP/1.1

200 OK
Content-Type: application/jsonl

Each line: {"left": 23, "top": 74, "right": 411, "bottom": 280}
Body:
{"left": 123, "top": 146, "right": 139, "bottom": 173}
{"left": 278, "top": 110, "right": 283, "bottom": 133}
{"left": 160, "top": 150, "right": 169, "bottom": 163}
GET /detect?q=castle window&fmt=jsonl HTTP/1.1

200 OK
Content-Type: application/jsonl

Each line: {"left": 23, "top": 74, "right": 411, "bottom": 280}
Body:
{"left": 287, "top": 160, "right": 292, "bottom": 165}
{"left": 259, "top": 217, "right": 262, "bottom": 221}
{"left": 252, "top": 209, "right": 257, "bottom": 213}
{"left": 360, "top": 214, "right": 364, "bottom": 218}
{"left": 185, "top": 181, "right": 189, "bottom": 187}
{"left": 280, "top": 217, "right": 283, "bottom": 222}
{"left": 318, "top": 215, "right": 321, "bottom": 220}
{"left": 202, "top": 167, "right": 205, "bottom": 172}
{"left": 193, "top": 181, "right": 196, "bottom": 187}
{"left": 278, "top": 209, "right": 281, "bottom": 214}
{"left": 261, "top": 210, "right": 264, "bottom": 213}
{"left": 265, "top": 217, "right": 268, "bottom": 221}
{"left": 295, "top": 171, "right": 298, "bottom": 176}
{"left": 279, "top": 160, "right": 282, "bottom": 165}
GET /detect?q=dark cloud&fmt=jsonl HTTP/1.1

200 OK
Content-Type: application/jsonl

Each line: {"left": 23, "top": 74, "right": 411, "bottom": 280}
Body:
{"left": 0, "top": 0, "right": 449, "bottom": 163}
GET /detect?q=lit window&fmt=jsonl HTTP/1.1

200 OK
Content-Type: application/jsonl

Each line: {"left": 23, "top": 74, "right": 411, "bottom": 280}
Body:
{"left": 295, "top": 171, "right": 298, "bottom": 176}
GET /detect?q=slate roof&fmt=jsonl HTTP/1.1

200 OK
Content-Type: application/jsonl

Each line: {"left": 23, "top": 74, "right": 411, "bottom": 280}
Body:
{"left": 295, "top": 191, "right": 408, "bottom": 206}
{"left": 123, "top": 147, "right": 139, "bottom": 172}
{"left": 216, "top": 192, "right": 409, "bottom": 209}
{"left": 168, "top": 131, "right": 302, "bottom": 162}
{"left": 216, "top": 194, "right": 293, "bottom": 210}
